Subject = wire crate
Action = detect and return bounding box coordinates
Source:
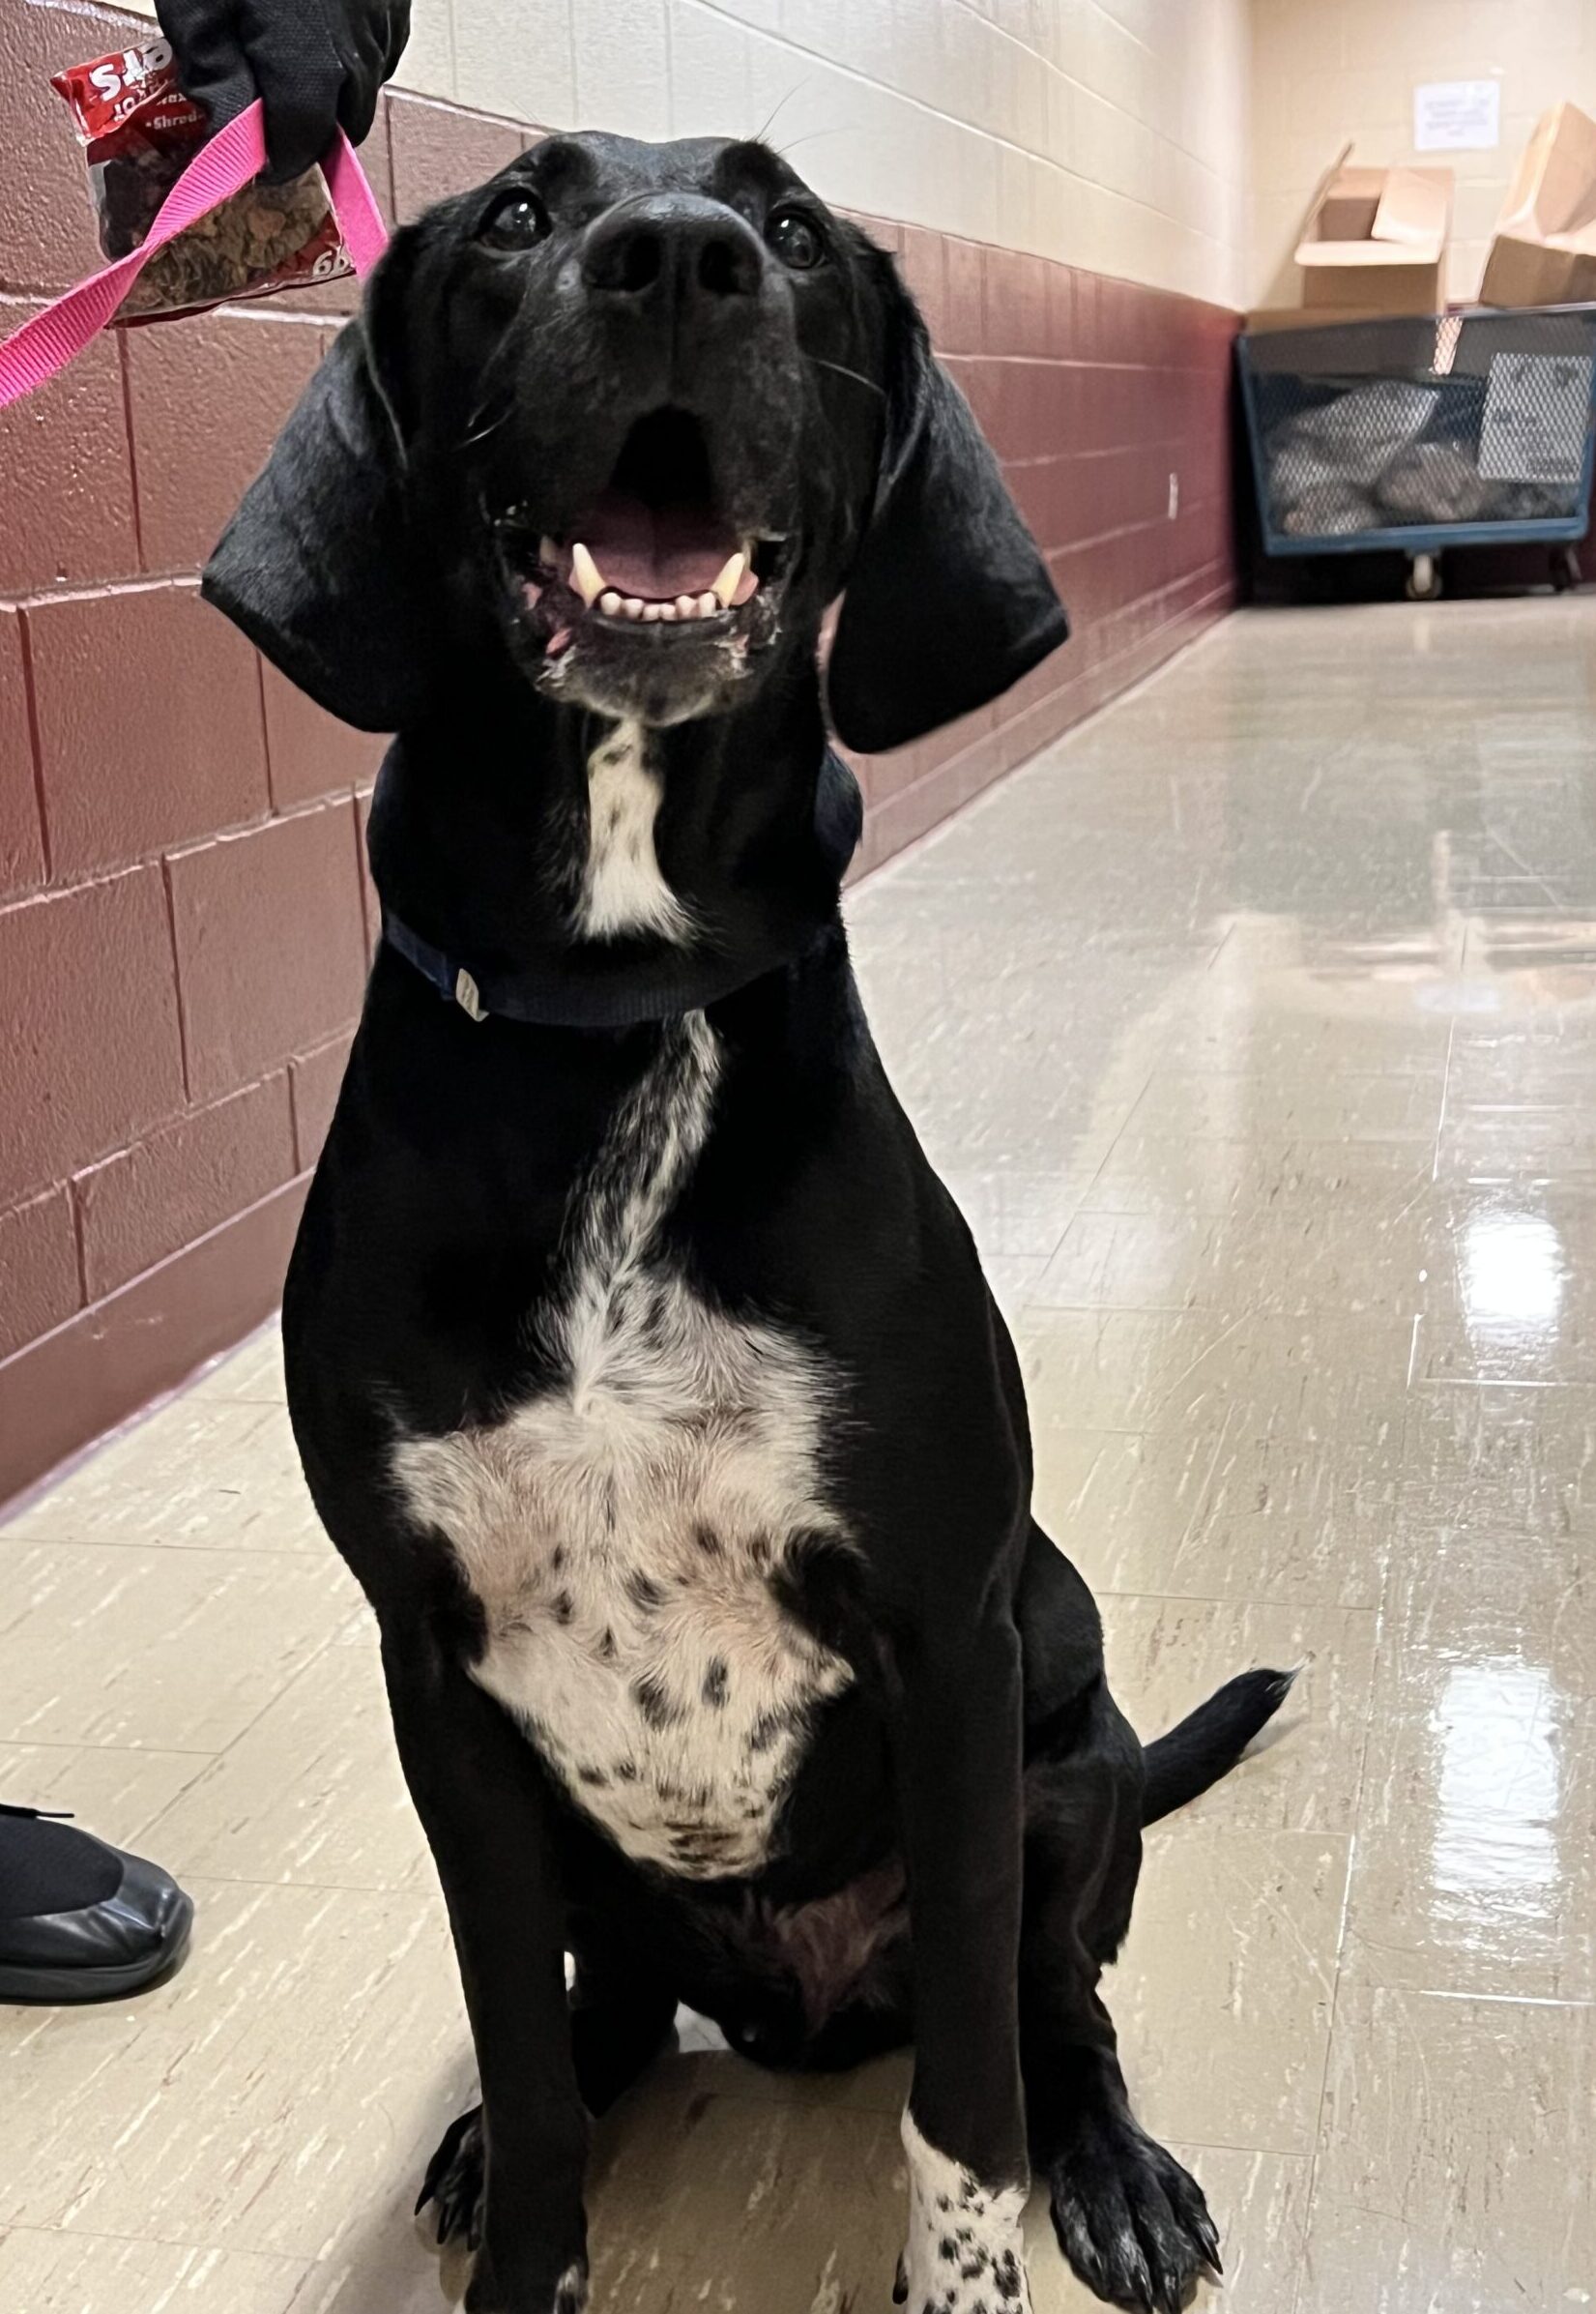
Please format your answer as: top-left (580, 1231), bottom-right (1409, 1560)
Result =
top-left (1237, 305), bottom-right (1596, 596)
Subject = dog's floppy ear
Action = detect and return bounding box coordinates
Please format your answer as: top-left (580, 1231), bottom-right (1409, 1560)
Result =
top-left (826, 275), bottom-right (1067, 756)
top-left (202, 238), bottom-right (433, 733)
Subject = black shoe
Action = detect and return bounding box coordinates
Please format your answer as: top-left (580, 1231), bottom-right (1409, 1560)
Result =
top-left (0, 1803), bottom-right (193, 2003)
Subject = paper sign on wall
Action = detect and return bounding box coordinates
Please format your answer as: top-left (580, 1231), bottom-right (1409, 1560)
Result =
top-left (1414, 79), bottom-right (1500, 153)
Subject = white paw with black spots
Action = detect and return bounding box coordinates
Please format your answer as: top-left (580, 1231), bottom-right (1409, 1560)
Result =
top-left (1047, 2116), bottom-right (1221, 2314)
top-left (899, 2114), bottom-right (1031, 2314)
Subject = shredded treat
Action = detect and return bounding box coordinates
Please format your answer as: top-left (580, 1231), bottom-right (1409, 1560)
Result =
top-left (52, 37), bottom-right (350, 323)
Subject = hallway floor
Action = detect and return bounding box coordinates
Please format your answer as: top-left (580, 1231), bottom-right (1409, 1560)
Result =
top-left (3, 599), bottom-right (1594, 2313)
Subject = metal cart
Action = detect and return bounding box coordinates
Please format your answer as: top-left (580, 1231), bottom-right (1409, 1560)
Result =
top-left (1237, 305), bottom-right (1596, 599)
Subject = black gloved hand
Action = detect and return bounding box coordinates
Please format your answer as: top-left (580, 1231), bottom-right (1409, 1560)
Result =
top-left (155, 0), bottom-right (410, 183)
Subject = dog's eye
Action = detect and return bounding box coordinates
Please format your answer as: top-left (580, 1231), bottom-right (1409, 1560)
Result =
top-left (479, 190), bottom-right (549, 251)
top-left (766, 207), bottom-right (825, 272)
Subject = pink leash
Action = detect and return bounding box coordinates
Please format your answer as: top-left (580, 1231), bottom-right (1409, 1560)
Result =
top-left (0, 100), bottom-right (389, 410)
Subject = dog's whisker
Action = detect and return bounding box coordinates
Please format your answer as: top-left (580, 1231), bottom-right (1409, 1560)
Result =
top-left (805, 355), bottom-right (885, 399)
top-left (455, 402), bottom-right (514, 454)
top-left (751, 81), bottom-right (811, 149)
top-left (770, 127), bottom-right (858, 160)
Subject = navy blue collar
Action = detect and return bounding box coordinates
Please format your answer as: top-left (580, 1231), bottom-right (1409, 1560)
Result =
top-left (381, 747), bottom-right (862, 1031)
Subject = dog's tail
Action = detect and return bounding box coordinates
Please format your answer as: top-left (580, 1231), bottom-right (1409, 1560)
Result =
top-left (1140, 1665), bottom-right (1299, 1826)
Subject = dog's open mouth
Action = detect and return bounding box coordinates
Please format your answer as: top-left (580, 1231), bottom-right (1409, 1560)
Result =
top-left (494, 409), bottom-right (791, 661)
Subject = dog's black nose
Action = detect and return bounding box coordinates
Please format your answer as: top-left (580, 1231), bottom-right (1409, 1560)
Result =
top-left (582, 195), bottom-right (764, 305)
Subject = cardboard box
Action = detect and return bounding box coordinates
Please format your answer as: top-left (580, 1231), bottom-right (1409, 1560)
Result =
top-left (1296, 146), bottom-right (1453, 313)
top-left (1481, 103), bottom-right (1596, 308)
top-left (1246, 145), bottom-right (1453, 332)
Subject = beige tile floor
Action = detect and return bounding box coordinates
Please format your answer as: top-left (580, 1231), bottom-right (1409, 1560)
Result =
top-left (5, 599), bottom-right (1596, 2312)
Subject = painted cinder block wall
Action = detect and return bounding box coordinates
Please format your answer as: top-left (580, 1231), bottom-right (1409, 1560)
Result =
top-left (0, 0), bottom-right (1244, 1503)
top-left (1250, 0), bottom-right (1596, 311)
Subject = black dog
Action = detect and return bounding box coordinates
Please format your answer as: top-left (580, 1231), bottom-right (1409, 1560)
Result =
top-left (205, 132), bottom-right (1291, 2314)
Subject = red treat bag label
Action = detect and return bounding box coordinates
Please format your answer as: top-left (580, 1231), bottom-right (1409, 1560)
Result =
top-left (51, 39), bottom-right (352, 323)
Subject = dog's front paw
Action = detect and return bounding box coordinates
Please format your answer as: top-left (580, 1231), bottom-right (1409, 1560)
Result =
top-left (1047, 2119), bottom-right (1220, 2314)
top-left (465, 2252), bottom-right (588, 2314)
top-left (897, 2208), bottom-right (1030, 2314)
top-left (899, 2116), bottom-right (1031, 2314)
top-left (417, 2102), bottom-right (486, 2249)
top-left (420, 2106), bottom-right (588, 2314)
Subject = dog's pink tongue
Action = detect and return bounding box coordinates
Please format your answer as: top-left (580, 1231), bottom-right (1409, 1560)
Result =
top-left (573, 492), bottom-right (740, 600)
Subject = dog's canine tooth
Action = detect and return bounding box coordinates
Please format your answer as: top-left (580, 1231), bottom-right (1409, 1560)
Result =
top-left (711, 550), bottom-right (748, 608)
top-left (570, 542), bottom-right (605, 607)
top-left (538, 533), bottom-right (560, 567)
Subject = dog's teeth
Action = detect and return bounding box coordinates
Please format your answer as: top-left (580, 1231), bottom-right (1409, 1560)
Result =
top-left (659, 602), bottom-right (679, 620)
top-left (623, 597), bottom-right (645, 620)
top-left (697, 591), bottom-right (719, 618)
top-left (570, 542), bottom-right (604, 608)
top-left (538, 534), bottom-right (559, 567)
top-left (642, 601), bottom-right (664, 622)
top-left (599, 590), bottom-right (622, 616)
top-left (676, 594), bottom-right (697, 618)
top-left (711, 550), bottom-right (748, 608)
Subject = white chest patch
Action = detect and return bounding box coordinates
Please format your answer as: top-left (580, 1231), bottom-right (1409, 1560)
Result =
top-left (392, 1012), bottom-right (853, 1880)
top-left (574, 719), bottom-right (691, 945)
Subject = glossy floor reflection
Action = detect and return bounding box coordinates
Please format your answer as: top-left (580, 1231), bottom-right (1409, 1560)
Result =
top-left (4, 600), bottom-right (1595, 2311)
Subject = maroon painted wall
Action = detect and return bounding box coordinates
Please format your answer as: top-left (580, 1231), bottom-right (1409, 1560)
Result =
top-left (0, 0), bottom-right (1238, 1504)
top-left (853, 229), bottom-right (1237, 871)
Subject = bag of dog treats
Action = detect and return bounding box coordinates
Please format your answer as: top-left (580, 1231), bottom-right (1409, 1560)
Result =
top-left (51, 38), bottom-right (352, 322)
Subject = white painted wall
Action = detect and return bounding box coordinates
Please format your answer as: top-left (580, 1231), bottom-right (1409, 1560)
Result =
top-left (441, 0), bottom-right (1253, 306)
top-left (119, 0), bottom-right (1253, 307)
